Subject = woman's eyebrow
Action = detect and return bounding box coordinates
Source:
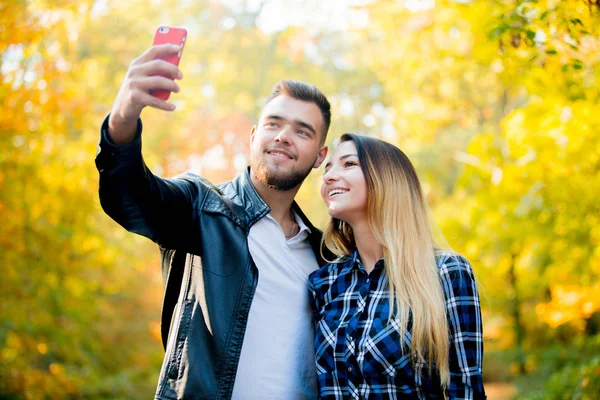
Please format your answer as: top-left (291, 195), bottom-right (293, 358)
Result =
top-left (324, 153), bottom-right (359, 170)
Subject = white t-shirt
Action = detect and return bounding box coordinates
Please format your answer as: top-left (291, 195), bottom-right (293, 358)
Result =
top-left (231, 211), bottom-right (319, 400)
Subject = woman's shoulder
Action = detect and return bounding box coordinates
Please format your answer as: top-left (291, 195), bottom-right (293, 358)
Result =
top-left (435, 250), bottom-right (476, 281)
top-left (434, 250), bottom-right (479, 295)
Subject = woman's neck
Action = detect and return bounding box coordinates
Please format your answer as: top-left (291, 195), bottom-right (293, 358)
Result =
top-left (351, 220), bottom-right (384, 274)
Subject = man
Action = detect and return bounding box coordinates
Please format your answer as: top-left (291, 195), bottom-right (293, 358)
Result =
top-left (95, 43), bottom-right (331, 399)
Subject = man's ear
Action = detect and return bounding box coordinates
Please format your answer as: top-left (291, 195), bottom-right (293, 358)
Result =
top-left (250, 125), bottom-right (257, 143)
top-left (313, 145), bottom-right (328, 168)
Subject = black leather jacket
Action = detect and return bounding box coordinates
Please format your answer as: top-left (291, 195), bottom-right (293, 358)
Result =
top-left (95, 118), bottom-right (327, 399)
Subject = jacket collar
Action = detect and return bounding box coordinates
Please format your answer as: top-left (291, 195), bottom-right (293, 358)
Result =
top-left (230, 167), bottom-right (271, 228)
top-left (207, 167), bottom-right (329, 264)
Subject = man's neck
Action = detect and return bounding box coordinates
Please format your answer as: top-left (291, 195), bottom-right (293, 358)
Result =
top-left (250, 169), bottom-right (299, 225)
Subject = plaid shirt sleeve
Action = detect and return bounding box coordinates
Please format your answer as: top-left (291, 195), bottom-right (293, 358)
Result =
top-left (438, 253), bottom-right (486, 400)
top-left (308, 273), bottom-right (319, 319)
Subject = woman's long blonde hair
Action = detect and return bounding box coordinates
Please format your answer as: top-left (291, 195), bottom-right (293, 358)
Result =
top-left (322, 133), bottom-right (450, 387)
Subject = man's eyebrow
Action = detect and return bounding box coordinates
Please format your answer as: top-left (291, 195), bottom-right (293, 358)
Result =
top-left (294, 119), bottom-right (316, 136)
top-left (265, 114), bottom-right (285, 121)
top-left (265, 114), bottom-right (316, 136)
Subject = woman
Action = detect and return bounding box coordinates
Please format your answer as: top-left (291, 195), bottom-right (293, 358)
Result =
top-left (309, 134), bottom-right (486, 399)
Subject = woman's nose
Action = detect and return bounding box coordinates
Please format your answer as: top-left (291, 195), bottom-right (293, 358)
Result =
top-left (323, 167), bottom-right (339, 184)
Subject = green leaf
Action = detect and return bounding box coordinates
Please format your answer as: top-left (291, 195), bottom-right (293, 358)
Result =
top-left (546, 49), bottom-right (557, 55)
top-left (489, 28), bottom-right (504, 38)
top-left (526, 30), bottom-right (536, 40)
top-left (570, 18), bottom-right (583, 26)
top-left (489, 24), bottom-right (509, 38)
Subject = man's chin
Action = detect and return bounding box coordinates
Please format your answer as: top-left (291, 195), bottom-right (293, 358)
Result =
top-left (251, 156), bottom-right (314, 191)
top-left (265, 175), bottom-right (304, 191)
top-left (256, 168), bottom-right (306, 191)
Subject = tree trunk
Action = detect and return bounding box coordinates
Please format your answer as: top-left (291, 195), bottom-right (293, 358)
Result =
top-left (508, 251), bottom-right (526, 374)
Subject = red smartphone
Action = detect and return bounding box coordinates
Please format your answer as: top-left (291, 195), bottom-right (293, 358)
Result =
top-left (150, 26), bottom-right (187, 101)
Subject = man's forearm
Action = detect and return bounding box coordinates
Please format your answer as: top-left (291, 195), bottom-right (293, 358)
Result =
top-left (96, 115), bottom-right (200, 251)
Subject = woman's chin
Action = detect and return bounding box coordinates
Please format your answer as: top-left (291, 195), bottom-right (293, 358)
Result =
top-left (328, 208), bottom-right (347, 222)
top-left (326, 205), bottom-right (339, 218)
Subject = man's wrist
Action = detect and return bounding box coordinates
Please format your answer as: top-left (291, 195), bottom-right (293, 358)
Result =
top-left (108, 113), bottom-right (139, 146)
top-left (96, 114), bottom-right (143, 172)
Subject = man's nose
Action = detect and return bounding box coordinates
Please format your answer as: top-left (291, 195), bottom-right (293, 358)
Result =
top-left (274, 126), bottom-right (292, 144)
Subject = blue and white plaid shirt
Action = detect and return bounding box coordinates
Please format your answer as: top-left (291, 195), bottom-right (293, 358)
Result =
top-left (308, 251), bottom-right (486, 400)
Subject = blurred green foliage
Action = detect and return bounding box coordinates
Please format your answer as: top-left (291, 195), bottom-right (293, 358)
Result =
top-left (1, 0), bottom-right (599, 398)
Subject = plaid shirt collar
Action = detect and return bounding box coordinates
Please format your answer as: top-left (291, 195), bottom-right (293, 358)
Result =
top-left (341, 251), bottom-right (385, 274)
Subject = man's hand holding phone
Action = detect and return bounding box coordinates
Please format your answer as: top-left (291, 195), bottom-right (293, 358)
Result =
top-left (108, 27), bottom-right (187, 145)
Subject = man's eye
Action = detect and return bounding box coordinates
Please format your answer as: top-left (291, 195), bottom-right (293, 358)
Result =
top-left (266, 122), bottom-right (277, 127)
top-left (298, 130), bottom-right (308, 136)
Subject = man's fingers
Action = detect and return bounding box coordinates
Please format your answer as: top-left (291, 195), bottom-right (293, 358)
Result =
top-left (136, 43), bottom-right (182, 64)
top-left (131, 59), bottom-right (182, 80)
top-left (133, 76), bottom-right (180, 93)
top-left (140, 92), bottom-right (177, 111)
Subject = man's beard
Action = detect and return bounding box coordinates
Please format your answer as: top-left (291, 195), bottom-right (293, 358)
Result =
top-left (251, 151), bottom-right (315, 191)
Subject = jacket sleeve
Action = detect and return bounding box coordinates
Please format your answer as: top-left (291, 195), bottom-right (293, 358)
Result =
top-left (95, 115), bottom-right (204, 253)
top-left (440, 254), bottom-right (487, 400)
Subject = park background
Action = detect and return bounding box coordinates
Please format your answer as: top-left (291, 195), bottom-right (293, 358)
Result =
top-left (1, 0), bottom-right (599, 398)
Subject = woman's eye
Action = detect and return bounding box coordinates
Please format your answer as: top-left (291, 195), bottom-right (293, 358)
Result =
top-left (344, 161), bottom-right (357, 167)
top-left (266, 122), bottom-right (277, 127)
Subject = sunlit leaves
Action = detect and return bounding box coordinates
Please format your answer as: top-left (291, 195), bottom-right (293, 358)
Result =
top-left (2, 0), bottom-right (599, 397)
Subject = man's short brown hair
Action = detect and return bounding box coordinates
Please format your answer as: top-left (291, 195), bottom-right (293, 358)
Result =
top-left (265, 80), bottom-right (331, 144)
